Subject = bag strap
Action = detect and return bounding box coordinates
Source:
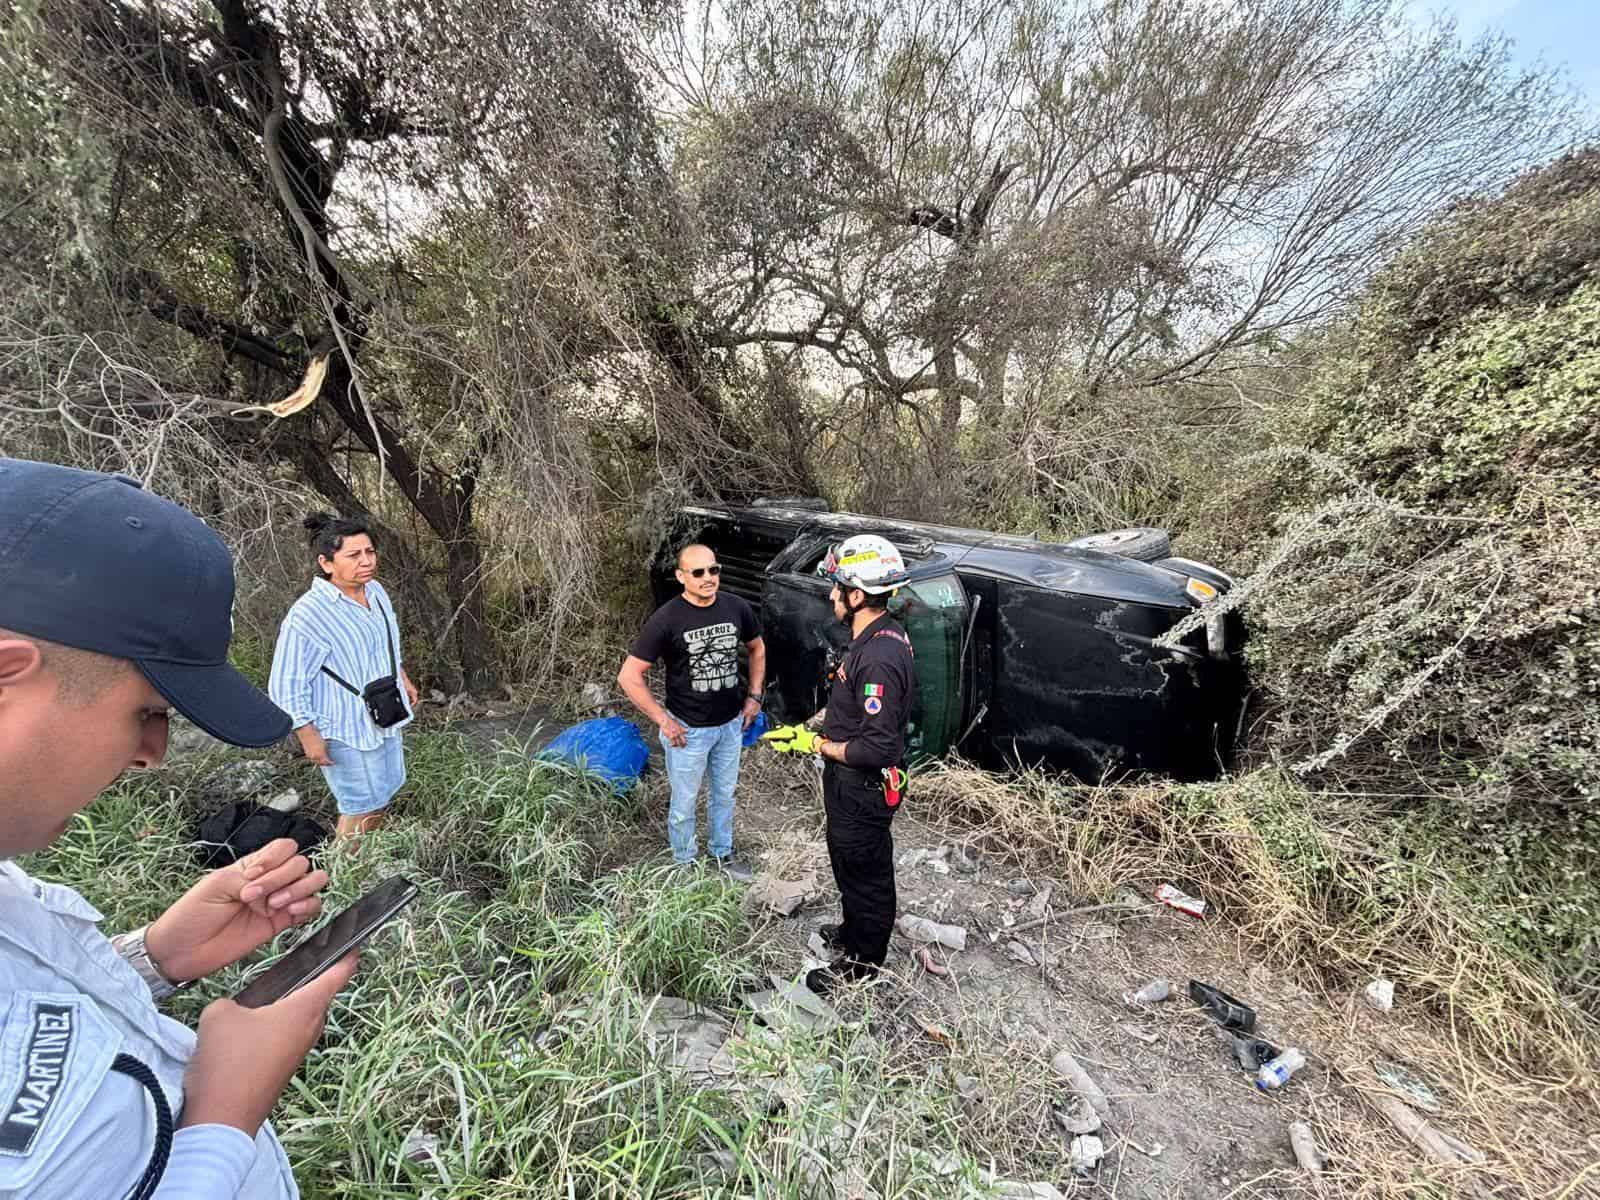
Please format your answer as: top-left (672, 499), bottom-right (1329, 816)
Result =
top-left (320, 665), bottom-right (360, 694)
top-left (318, 589), bottom-right (397, 692)
top-left (375, 590), bottom-right (397, 677)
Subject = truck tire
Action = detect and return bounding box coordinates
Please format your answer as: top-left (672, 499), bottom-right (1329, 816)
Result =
top-left (1065, 526), bottom-right (1172, 562)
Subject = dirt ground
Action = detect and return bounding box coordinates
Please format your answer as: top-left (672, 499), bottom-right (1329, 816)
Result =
top-left (451, 707), bottom-right (1599, 1200)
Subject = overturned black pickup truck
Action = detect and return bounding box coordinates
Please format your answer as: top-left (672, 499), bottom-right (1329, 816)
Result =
top-left (652, 500), bottom-right (1247, 781)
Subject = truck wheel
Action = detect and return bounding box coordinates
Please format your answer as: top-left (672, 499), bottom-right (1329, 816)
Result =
top-left (1065, 526), bottom-right (1172, 562)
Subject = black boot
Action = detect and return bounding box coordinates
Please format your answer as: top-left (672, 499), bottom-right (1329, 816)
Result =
top-left (805, 957), bottom-right (875, 996)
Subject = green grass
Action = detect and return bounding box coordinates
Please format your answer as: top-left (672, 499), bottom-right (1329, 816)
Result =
top-left (24, 732), bottom-right (997, 1200)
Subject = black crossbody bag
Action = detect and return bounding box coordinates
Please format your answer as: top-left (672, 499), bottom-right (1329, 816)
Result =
top-left (320, 594), bottom-right (408, 728)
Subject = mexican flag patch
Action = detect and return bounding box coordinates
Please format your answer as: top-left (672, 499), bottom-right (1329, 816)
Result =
top-left (863, 684), bottom-right (883, 697)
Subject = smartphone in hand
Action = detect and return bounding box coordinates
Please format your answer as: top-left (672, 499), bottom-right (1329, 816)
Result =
top-left (234, 875), bottom-right (418, 1008)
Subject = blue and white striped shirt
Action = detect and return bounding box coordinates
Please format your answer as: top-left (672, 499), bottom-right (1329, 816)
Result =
top-left (267, 578), bottom-right (413, 751)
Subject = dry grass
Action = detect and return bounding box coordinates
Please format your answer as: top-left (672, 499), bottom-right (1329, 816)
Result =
top-left (909, 760), bottom-right (1600, 1200)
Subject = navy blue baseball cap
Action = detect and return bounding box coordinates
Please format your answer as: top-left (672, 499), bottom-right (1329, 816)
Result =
top-left (0, 458), bottom-right (291, 747)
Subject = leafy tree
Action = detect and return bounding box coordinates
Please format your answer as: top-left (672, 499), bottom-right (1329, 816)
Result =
top-left (0, 0), bottom-right (719, 688)
top-left (655, 0), bottom-right (1579, 516)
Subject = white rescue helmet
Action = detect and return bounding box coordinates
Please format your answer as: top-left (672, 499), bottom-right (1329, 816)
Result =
top-left (820, 533), bottom-right (910, 595)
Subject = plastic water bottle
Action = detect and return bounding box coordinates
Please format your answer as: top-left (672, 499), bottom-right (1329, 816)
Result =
top-left (1255, 1048), bottom-right (1307, 1091)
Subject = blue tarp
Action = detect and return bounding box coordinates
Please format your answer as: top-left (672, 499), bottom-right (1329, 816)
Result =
top-left (742, 709), bottom-right (769, 747)
top-left (536, 716), bottom-right (651, 794)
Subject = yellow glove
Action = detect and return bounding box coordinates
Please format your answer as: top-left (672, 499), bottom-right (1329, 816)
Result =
top-left (761, 724), bottom-right (820, 755)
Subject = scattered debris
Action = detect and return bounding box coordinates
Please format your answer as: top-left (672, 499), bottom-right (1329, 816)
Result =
top-left (916, 946), bottom-right (950, 977)
top-left (1126, 978), bottom-right (1171, 1005)
top-left (578, 682), bottom-right (610, 712)
top-left (1289, 1121), bottom-right (1326, 1173)
top-left (1068, 1134), bottom-right (1105, 1175)
top-left (916, 1014), bottom-right (954, 1044)
top-left (992, 1182), bottom-right (1070, 1200)
top-left (1005, 940), bottom-right (1039, 966)
top-left (401, 1124), bottom-right (449, 1183)
top-left (400, 1127), bottom-right (439, 1164)
top-left (749, 872), bottom-right (818, 918)
top-left (428, 688), bottom-right (447, 705)
top-left (1005, 878), bottom-right (1037, 897)
top-left (1217, 1029), bottom-right (1281, 1072)
top-left (941, 843), bottom-right (980, 874)
top-left (749, 973), bottom-right (841, 1034)
top-left (1375, 1058), bottom-right (1443, 1113)
top-left (896, 914), bottom-right (968, 951)
top-left (1256, 1047), bottom-right (1308, 1091)
top-left (1154, 882), bottom-right (1207, 918)
top-left (1189, 979), bottom-right (1257, 1031)
top-left (1121, 1023), bottom-right (1159, 1045)
top-left (1369, 1092), bottom-right (1486, 1166)
top-left (1024, 884), bottom-right (1056, 921)
top-left (1364, 977), bottom-right (1396, 1012)
top-left (954, 1073), bottom-right (984, 1104)
top-left (262, 788), bottom-right (301, 814)
top-left (642, 996), bottom-right (738, 1082)
top-left (1050, 1049), bottom-right (1111, 1119)
top-left (1052, 1094), bottom-right (1101, 1135)
top-left (1125, 1136), bottom-right (1165, 1158)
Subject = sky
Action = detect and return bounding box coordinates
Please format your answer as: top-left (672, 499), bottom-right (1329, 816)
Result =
top-left (1411, 0), bottom-right (1599, 114)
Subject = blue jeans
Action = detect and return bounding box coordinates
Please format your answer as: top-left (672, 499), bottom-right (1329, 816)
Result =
top-left (661, 714), bottom-right (743, 863)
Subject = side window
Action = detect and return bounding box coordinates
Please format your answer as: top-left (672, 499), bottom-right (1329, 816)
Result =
top-left (890, 575), bottom-right (967, 761)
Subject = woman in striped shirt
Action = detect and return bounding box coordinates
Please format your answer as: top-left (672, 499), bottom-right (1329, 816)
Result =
top-left (268, 513), bottom-right (419, 839)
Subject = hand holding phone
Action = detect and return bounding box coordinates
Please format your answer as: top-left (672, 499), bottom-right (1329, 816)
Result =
top-left (182, 953), bottom-right (358, 1135)
top-left (234, 876), bottom-right (417, 1008)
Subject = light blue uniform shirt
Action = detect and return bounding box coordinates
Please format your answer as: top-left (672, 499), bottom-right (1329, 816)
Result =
top-left (267, 578), bottom-right (413, 752)
top-left (0, 862), bottom-right (297, 1199)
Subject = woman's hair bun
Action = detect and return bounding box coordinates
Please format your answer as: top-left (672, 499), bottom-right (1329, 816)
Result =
top-left (302, 511), bottom-right (334, 535)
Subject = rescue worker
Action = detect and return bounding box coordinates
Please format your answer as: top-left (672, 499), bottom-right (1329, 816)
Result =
top-left (763, 534), bottom-right (915, 995)
top-left (0, 457), bottom-right (354, 1199)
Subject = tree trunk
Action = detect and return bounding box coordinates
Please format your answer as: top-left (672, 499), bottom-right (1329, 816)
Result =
top-left (442, 515), bottom-right (497, 693)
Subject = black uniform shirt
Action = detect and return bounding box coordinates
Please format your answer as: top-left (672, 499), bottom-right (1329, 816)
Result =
top-left (823, 612), bottom-right (916, 770)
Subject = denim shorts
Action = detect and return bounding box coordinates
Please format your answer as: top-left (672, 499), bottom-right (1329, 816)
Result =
top-left (321, 736), bottom-right (406, 816)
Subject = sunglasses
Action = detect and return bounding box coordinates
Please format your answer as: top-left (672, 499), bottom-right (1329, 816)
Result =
top-left (684, 564), bottom-right (721, 578)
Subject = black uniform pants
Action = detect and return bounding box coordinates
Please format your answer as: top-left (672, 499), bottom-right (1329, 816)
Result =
top-left (822, 761), bottom-right (898, 973)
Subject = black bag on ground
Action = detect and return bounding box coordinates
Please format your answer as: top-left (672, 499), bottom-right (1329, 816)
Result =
top-left (195, 801), bottom-right (328, 869)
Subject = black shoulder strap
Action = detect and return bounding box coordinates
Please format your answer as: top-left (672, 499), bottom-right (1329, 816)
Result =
top-left (320, 665), bottom-right (360, 694)
top-left (319, 590), bottom-right (397, 693)
top-left (375, 590), bottom-right (397, 676)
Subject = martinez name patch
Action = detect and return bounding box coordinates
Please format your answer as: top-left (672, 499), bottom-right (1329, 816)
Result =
top-left (0, 1001), bottom-right (76, 1155)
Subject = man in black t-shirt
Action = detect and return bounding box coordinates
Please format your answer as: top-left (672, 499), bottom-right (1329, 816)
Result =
top-left (619, 543), bottom-right (766, 880)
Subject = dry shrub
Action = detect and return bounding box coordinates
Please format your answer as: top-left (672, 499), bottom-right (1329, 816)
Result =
top-left (911, 762), bottom-right (1600, 1198)
top-left (915, 763), bottom-right (1598, 1077)
top-left (1151, 153), bottom-right (1600, 1013)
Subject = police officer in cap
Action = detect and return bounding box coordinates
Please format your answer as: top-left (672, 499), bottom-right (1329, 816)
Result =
top-left (764, 534), bottom-right (915, 994)
top-left (0, 458), bottom-right (354, 1199)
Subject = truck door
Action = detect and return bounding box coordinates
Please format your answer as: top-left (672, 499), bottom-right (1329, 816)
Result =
top-left (760, 557), bottom-right (969, 763)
